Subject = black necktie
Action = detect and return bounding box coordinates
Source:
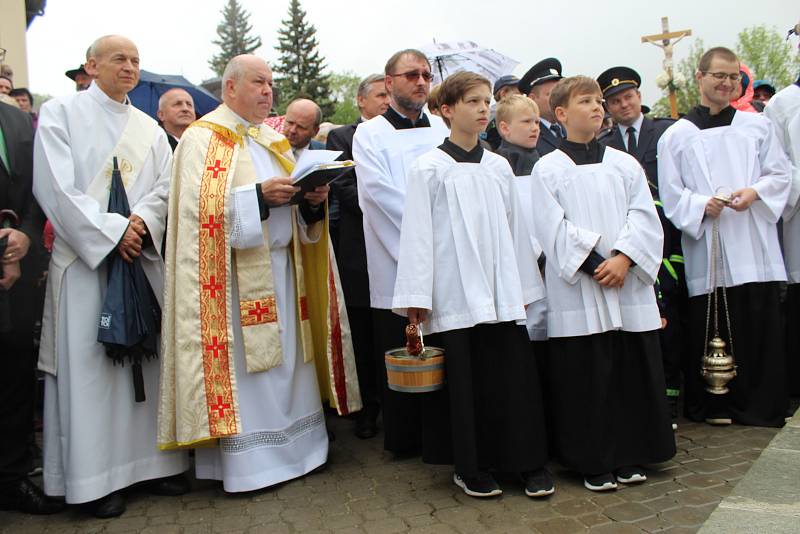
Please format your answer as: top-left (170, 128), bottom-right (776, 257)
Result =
top-left (626, 126), bottom-right (637, 155)
top-left (550, 123), bottom-right (562, 139)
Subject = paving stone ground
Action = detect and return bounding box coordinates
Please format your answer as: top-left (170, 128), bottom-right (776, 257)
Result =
top-left (0, 415), bottom-right (782, 534)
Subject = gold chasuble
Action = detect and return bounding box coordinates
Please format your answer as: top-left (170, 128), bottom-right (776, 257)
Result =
top-left (158, 104), bottom-right (361, 450)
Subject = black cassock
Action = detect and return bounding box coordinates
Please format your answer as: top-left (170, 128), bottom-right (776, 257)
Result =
top-left (545, 140), bottom-right (676, 474)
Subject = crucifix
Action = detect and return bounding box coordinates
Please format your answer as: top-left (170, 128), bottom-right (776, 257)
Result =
top-left (642, 17), bottom-right (692, 118)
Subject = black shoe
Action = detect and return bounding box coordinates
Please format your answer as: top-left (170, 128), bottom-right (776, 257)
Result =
top-left (354, 409), bottom-right (378, 439)
top-left (90, 492), bottom-right (126, 518)
top-left (0, 478), bottom-right (64, 515)
top-left (615, 466), bottom-right (647, 484)
top-left (583, 473), bottom-right (617, 492)
top-left (453, 472), bottom-right (502, 498)
top-left (524, 468), bottom-right (555, 498)
top-left (148, 474), bottom-right (190, 496)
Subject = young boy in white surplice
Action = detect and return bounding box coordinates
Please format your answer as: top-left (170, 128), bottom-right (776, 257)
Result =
top-left (392, 72), bottom-right (551, 499)
top-left (531, 76), bottom-right (676, 493)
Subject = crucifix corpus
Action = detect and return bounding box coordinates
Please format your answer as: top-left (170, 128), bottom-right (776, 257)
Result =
top-left (642, 17), bottom-right (692, 118)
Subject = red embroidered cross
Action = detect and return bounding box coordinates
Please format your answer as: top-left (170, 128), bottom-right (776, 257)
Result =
top-left (206, 160), bottom-right (227, 178)
top-left (204, 336), bottom-right (226, 359)
top-left (202, 215), bottom-right (222, 237)
top-left (248, 301), bottom-right (271, 321)
top-left (210, 395), bottom-right (231, 418)
top-left (202, 276), bottom-right (222, 298)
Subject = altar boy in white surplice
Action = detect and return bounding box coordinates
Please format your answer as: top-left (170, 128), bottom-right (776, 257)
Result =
top-left (531, 76), bottom-right (675, 493)
top-left (33, 35), bottom-right (189, 518)
top-left (658, 47), bottom-right (792, 428)
top-left (392, 72), bottom-right (550, 499)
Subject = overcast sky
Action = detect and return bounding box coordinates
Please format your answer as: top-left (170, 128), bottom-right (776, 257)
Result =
top-left (25, 0), bottom-right (797, 108)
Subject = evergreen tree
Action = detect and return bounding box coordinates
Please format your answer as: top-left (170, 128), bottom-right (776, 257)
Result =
top-left (273, 0), bottom-right (334, 117)
top-left (208, 0), bottom-right (263, 77)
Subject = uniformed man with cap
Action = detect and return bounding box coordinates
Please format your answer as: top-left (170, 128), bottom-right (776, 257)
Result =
top-left (485, 74), bottom-right (521, 150)
top-left (597, 66), bottom-right (683, 425)
top-left (518, 58), bottom-right (564, 156)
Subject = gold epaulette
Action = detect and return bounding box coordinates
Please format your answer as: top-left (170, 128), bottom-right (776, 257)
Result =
top-left (190, 120), bottom-right (244, 147)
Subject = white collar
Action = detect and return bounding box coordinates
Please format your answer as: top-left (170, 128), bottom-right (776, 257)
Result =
top-left (617, 113), bottom-right (644, 136)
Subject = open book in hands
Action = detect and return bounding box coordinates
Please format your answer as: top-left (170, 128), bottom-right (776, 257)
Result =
top-left (289, 149), bottom-right (356, 204)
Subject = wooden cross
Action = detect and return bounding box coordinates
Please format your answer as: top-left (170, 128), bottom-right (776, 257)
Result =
top-left (641, 17), bottom-right (692, 118)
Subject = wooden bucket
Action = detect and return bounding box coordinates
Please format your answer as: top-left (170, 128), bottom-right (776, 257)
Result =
top-left (385, 324), bottom-right (445, 393)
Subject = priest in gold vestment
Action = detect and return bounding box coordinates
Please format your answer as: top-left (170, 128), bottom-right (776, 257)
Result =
top-left (158, 55), bottom-right (360, 492)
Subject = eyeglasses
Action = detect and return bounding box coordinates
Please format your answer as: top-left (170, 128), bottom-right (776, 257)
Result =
top-left (702, 71), bottom-right (742, 82)
top-left (0, 48), bottom-right (6, 63)
top-left (390, 70), bottom-right (433, 82)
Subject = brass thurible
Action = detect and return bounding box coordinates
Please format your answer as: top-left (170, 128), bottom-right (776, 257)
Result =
top-left (702, 336), bottom-right (737, 395)
top-left (701, 204), bottom-right (737, 394)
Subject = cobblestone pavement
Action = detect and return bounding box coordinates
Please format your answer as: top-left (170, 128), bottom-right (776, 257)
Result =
top-left (1, 415), bottom-right (781, 534)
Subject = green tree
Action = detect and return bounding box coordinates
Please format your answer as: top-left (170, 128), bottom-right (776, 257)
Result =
top-left (208, 0), bottom-right (263, 77)
top-left (650, 39), bottom-right (705, 118)
top-left (273, 0), bottom-right (333, 117)
top-left (736, 24), bottom-right (800, 89)
top-left (327, 71), bottom-right (361, 125)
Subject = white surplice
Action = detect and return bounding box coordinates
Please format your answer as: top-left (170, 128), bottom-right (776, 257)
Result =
top-left (33, 82), bottom-right (188, 503)
top-left (531, 148), bottom-right (663, 338)
top-left (195, 129), bottom-right (328, 493)
top-left (514, 172), bottom-right (548, 341)
top-left (764, 85), bottom-right (800, 283)
top-left (351, 114), bottom-right (449, 309)
top-left (657, 111), bottom-right (791, 296)
top-left (391, 148), bottom-right (544, 334)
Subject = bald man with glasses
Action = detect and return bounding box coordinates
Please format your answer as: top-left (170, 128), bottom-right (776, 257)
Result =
top-left (352, 49), bottom-right (451, 461)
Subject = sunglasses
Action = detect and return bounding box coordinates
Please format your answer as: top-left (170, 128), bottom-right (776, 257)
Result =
top-left (390, 70), bottom-right (433, 82)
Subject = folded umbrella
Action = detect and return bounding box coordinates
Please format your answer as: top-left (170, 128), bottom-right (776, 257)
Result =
top-left (97, 157), bottom-right (161, 402)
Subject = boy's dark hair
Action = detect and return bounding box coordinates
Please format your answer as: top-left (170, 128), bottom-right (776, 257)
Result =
top-left (437, 72), bottom-right (491, 127)
top-left (549, 75), bottom-right (601, 112)
top-left (697, 47), bottom-right (739, 72)
top-left (384, 49), bottom-right (431, 76)
top-left (9, 87), bottom-right (33, 103)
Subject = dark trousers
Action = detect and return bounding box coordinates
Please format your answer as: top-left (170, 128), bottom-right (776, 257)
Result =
top-left (786, 284), bottom-right (800, 397)
top-left (686, 282), bottom-right (788, 427)
top-left (347, 305), bottom-right (378, 414)
top-left (0, 280), bottom-right (37, 486)
top-left (547, 330), bottom-right (676, 474)
top-left (372, 308), bottom-right (451, 463)
top-left (439, 323), bottom-right (548, 476)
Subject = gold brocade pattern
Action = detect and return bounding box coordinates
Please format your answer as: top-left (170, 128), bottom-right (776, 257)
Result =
top-left (198, 132), bottom-right (238, 438)
top-left (240, 296), bottom-right (278, 327)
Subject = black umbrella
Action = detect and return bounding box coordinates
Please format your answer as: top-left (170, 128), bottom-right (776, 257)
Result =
top-left (97, 157), bottom-right (161, 402)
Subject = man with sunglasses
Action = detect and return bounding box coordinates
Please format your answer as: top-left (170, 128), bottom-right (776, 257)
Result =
top-left (352, 49), bottom-right (450, 461)
top-left (658, 47), bottom-right (792, 429)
